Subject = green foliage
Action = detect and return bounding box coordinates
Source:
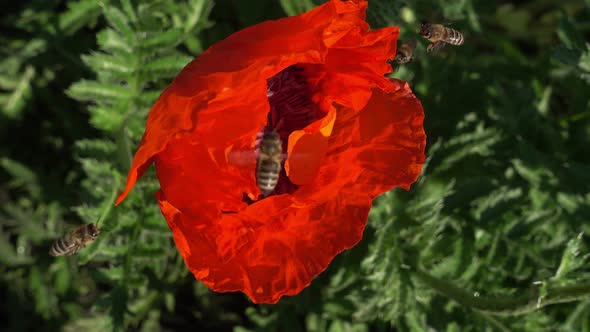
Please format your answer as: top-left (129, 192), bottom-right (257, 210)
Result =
top-left (279, 0), bottom-right (318, 16)
top-left (2, 0), bottom-right (590, 331)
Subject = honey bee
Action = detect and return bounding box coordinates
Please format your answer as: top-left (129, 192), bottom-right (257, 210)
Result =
top-left (256, 130), bottom-right (283, 196)
top-left (49, 223), bottom-right (100, 257)
top-left (393, 39), bottom-right (417, 65)
top-left (419, 22), bottom-right (464, 53)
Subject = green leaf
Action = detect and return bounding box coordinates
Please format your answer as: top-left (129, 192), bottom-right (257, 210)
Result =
top-left (141, 55), bottom-right (191, 79)
top-left (103, 6), bottom-right (135, 45)
top-left (557, 13), bottom-right (585, 51)
top-left (97, 28), bottom-right (133, 53)
top-left (0, 233), bottom-right (32, 266)
top-left (58, 0), bottom-right (103, 35)
top-left (74, 139), bottom-right (117, 157)
top-left (63, 315), bottom-right (112, 332)
top-left (120, 0), bottom-right (138, 23)
top-left (54, 259), bottom-right (71, 295)
top-left (139, 28), bottom-right (184, 52)
top-left (67, 80), bottom-right (132, 102)
top-left (1, 65), bottom-right (34, 118)
top-left (553, 45), bottom-right (580, 67)
top-left (93, 267), bottom-right (124, 282)
top-left (472, 186), bottom-right (523, 223)
top-left (554, 233), bottom-right (588, 280)
top-left (578, 48), bottom-right (590, 83)
top-left (134, 244), bottom-right (167, 257)
top-left (184, 0), bottom-right (214, 33)
top-left (82, 52), bottom-right (134, 76)
top-left (279, 0), bottom-right (316, 16)
top-left (88, 105), bottom-right (126, 132)
top-left (29, 266), bottom-right (56, 318)
top-left (0, 157), bottom-right (41, 199)
top-left (111, 285), bottom-right (128, 332)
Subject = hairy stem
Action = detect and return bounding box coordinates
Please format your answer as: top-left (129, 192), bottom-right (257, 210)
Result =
top-left (96, 178), bottom-right (120, 228)
top-left (115, 123), bottom-right (132, 172)
top-left (412, 268), bottom-right (590, 316)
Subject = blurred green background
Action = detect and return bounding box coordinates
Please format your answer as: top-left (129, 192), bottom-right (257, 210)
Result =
top-left (1, 0), bottom-right (590, 331)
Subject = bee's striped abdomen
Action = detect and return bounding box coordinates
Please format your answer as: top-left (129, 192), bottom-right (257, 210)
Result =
top-left (49, 236), bottom-right (75, 257)
top-left (445, 28), bottom-right (464, 45)
top-left (257, 158), bottom-right (281, 196)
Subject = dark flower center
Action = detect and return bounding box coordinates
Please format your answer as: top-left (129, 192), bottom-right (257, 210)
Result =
top-left (244, 65), bottom-right (322, 204)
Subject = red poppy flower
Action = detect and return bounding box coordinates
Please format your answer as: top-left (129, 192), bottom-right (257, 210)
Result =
top-left (116, 0), bottom-right (426, 303)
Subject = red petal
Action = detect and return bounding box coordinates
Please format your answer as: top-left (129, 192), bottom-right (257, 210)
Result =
top-left (116, 0), bottom-right (425, 304)
top-left (116, 0), bottom-right (396, 204)
top-left (157, 186), bottom-right (372, 304)
top-left (285, 108), bottom-right (337, 185)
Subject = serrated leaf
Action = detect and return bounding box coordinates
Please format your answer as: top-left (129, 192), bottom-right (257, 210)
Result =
top-left (54, 259), bottom-right (71, 295)
top-left (120, 0), bottom-right (137, 23)
top-left (554, 233), bottom-right (587, 280)
top-left (75, 139), bottom-right (117, 156)
top-left (82, 52), bottom-right (134, 76)
top-left (0, 234), bottom-right (32, 266)
top-left (1, 65), bottom-right (34, 118)
top-left (139, 89), bottom-right (164, 107)
top-left (142, 55), bottom-right (191, 75)
top-left (579, 48), bottom-right (590, 73)
top-left (279, 0), bottom-right (316, 16)
top-left (557, 13), bottom-right (585, 51)
top-left (435, 126), bottom-right (502, 173)
top-left (89, 105), bottom-right (126, 132)
top-left (0, 157), bottom-right (41, 199)
top-left (184, 0), bottom-right (214, 33)
top-left (67, 80), bottom-right (132, 102)
top-left (93, 266), bottom-right (124, 282)
top-left (97, 28), bottom-right (133, 53)
top-left (63, 315), bottom-right (112, 332)
top-left (472, 186), bottom-right (522, 223)
top-left (134, 244), bottom-right (166, 257)
top-left (103, 6), bottom-right (135, 45)
top-left (324, 301), bottom-right (355, 317)
top-left (58, 0), bottom-right (103, 35)
top-left (128, 291), bottom-right (158, 317)
top-left (29, 266), bottom-right (56, 318)
top-left (139, 28), bottom-right (184, 52)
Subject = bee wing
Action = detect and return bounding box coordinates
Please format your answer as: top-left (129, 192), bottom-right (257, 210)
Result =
top-left (427, 41), bottom-right (446, 53)
top-left (283, 152), bottom-right (314, 160)
top-left (227, 150), bottom-right (258, 166)
top-left (65, 245), bottom-right (81, 256)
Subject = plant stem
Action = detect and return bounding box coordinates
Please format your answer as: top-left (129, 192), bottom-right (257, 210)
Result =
top-left (96, 178), bottom-right (120, 228)
top-left (115, 123), bottom-right (132, 172)
top-left (412, 268), bottom-right (590, 316)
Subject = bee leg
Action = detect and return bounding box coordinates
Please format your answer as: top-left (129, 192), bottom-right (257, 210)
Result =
top-left (427, 41), bottom-right (446, 53)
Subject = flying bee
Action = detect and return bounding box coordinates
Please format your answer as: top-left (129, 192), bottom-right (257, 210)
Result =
top-left (49, 223), bottom-right (100, 257)
top-left (393, 39), bottom-right (417, 65)
top-left (419, 22), bottom-right (464, 53)
top-left (256, 130), bottom-right (283, 196)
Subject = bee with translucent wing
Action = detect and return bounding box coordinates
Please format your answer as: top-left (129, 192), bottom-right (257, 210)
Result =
top-left (49, 223), bottom-right (100, 257)
top-left (419, 22), bottom-right (464, 53)
top-left (393, 39), bottom-right (417, 65)
top-left (255, 130), bottom-right (283, 196)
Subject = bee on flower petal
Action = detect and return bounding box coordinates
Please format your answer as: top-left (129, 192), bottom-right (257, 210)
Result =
top-left (49, 223), bottom-right (100, 257)
top-left (255, 130), bottom-right (283, 197)
top-left (393, 39), bottom-right (417, 65)
top-left (419, 22), bottom-right (464, 53)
